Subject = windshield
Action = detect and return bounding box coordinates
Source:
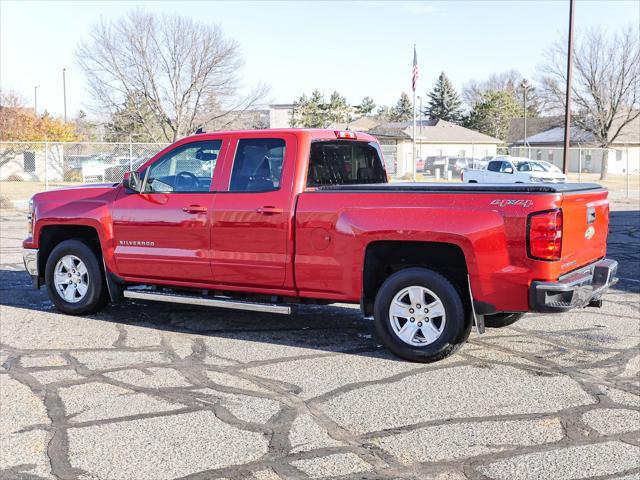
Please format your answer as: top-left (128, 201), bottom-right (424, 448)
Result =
top-left (307, 140), bottom-right (387, 186)
top-left (539, 161), bottom-right (562, 173)
top-left (515, 161), bottom-right (552, 172)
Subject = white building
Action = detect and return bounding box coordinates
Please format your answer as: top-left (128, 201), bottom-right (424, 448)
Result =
top-left (367, 119), bottom-right (503, 176)
top-left (511, 116), bottom-right (640, 174)
top-left (269, 104), bottom-right (294, 128)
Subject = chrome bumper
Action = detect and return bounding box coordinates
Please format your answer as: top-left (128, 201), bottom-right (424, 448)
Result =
top-left (530, 258), bottom-right (618, 313)
top-left (23, 248), bottom-right (39, 276)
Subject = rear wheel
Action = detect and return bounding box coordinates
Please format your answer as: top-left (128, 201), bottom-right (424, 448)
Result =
top-left (45, 240), bottom-right (108, 315)
top-left (484, 312), bottom-right (525, 328)
top-left (374, 268), bottom-right (468, 362)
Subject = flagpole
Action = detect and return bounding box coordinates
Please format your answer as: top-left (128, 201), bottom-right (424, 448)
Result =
top-left (413, 89), bottom-right (417, 182)
top-left (412, 44), bottom-right (417, 182)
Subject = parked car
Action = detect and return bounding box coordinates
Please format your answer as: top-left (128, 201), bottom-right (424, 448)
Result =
top-left (423, 156), bottom-right (448, 174)
top-left (448, 158), bottom-right (472, 177)
top-left (462, 156), bottom-right (567, 183)
top-left (23, 129), bottom-right (615, 362)
top-left (104, 157), bottom-right (147, 182)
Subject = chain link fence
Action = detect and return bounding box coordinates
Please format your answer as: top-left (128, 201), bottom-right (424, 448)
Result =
top-left (388, 144), bottom-right (638, 201)
top-left (1, 141), bottom-right (637, 207)
top-left (0, 141), bottom-right (169, 186)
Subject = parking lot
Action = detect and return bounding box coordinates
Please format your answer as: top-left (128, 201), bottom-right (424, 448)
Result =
top-left (1, 203), bottom-right (639, 480)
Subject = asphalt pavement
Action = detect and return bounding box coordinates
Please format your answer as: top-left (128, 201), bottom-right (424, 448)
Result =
top-left (1, 203), bottom-right (638, 480)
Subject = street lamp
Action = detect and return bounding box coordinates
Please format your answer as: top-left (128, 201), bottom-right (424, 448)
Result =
top-left (62, 68), bottom-right (68, 123)
top-left (417, 95), bottom-right (423, 167)
top-left (520, 79), bottom-right (529, 157)
top-left (34, 85), bottom-right (40, 115)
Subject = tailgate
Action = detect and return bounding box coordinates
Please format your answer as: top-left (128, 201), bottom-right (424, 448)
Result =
top-left (560, 189), bottom-right (609, 274)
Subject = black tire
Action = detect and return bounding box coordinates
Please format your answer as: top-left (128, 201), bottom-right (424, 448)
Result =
top-left (45, 239), bottom-right (108, 315)
top-left (374, 267), bottom-right (468, 363)
top-left (484, 312), bottom-right (525, 328)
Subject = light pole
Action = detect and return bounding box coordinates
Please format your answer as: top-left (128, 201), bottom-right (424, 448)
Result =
top-left (562, 0), bottom-right (576, 174)
top-left (520, 79), bottom-right (529, 157)
top-left (34, 85), bottom-right (39, 115)
top-left (62, 68), bottom-right (68, 123)
top-left (417, 95), bottom-right (423, 167)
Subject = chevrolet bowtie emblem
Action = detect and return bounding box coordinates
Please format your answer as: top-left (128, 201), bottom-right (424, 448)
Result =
top-left (584, 226), bottom-right (595, 240)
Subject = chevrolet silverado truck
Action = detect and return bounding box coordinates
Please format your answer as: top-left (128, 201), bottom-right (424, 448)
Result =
top-left (23, 129), bottom-right (618, 362)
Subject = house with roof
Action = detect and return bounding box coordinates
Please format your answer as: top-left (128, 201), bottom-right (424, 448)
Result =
top-left (366, 119), bottom-right (503, 176)
top-left (510, 116), bottom-right (640, 174)
top-left (267, 104), bottom-right (504, 176)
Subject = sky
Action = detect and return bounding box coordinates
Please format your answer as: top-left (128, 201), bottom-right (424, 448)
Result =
top-left (1, 0), bottom-right (638, 119)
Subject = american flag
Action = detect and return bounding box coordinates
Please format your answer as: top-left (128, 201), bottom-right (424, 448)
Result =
top-left (412, 45), bottom-right (419, 92)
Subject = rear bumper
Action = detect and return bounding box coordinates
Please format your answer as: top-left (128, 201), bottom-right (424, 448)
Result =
top-left (530, 258), bottom-right (618, 313)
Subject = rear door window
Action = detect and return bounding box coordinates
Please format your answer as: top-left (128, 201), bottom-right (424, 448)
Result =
top-left (307, 141), bottom-right (387, 186)
top-left (229, 138), bottom-right (285, 192)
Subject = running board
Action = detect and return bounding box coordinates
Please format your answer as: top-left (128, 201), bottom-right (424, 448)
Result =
top-left (123, 290), bottom-right (292, 315)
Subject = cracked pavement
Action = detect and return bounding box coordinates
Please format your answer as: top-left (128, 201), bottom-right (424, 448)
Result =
top-left (1, 203), bottom-right (639, 480)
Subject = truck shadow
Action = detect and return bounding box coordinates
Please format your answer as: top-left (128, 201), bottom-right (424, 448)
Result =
top-left (0, 268), bottom-right (388, 360)
top-left (606, 209), bottom-right (640, 293)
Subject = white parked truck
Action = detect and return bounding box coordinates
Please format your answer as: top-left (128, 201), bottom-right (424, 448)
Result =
top-left (462, 156), bottom-right (567, 184)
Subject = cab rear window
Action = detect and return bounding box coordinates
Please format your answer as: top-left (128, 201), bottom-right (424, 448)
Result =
top-left (307, 140), bottom-right (387, 187)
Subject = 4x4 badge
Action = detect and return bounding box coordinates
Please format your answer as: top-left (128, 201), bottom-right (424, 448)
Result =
top-left (490, 199), bottom-right (534, 208)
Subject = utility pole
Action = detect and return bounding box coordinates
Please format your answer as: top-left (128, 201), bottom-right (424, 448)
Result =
top-left (34, 85), bottom-right (39, 115)
top-left (562, 0), bottom-right (576, 174)
top-left (521, 79), bottom-right (529, 156)
top-left (63, 68), bottom-right (68, 123)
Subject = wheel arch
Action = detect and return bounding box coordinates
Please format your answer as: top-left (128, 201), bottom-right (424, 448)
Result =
top-left (361, 240), bottom-right (470, 317)
top-left (38, 225), bottom-right (102, 283)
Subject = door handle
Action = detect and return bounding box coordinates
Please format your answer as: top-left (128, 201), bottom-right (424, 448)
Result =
top-left (182, 205), bottom-right (208, 214)
top-left (256, 206), bottom-right (283, 215)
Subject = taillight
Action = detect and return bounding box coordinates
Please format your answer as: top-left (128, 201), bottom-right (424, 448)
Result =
top-left (527, 209), bottom-right (563, 261)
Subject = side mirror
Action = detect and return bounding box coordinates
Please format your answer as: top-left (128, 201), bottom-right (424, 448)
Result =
top-left (504, 167), bottom-right (514, 174)
top-left (123, 171), bottom-right (142, 192)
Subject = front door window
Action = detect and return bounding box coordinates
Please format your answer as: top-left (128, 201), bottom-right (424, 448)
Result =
top-left (143, 141), bottom-right (221, 193)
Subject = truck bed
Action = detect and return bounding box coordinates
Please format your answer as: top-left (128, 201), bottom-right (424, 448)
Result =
top-left (315, 182), bottom-right (604, 194)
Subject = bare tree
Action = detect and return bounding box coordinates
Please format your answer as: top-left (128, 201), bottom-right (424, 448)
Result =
top-left (75, 10), bottom-right (268, 142)
top-left (539, 25), bottom-right (639, 179)
top-left (463, 70), bottom-right (544, 116)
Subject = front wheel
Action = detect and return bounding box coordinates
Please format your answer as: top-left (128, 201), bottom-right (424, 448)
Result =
top-left (374, 268), bottom-right (469, 362)
top-left (45, 240), bottom-right (108, 315)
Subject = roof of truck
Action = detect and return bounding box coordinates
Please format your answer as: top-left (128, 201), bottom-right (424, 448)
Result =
top-left (189, 128), bottom-right (378, 142)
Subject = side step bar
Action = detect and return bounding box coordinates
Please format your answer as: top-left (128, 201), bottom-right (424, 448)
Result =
top-left (123, 290), bottom-right (292, 315)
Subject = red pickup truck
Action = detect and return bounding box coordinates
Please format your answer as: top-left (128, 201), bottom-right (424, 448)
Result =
top-left (23, 129), bottom-right (618, 362)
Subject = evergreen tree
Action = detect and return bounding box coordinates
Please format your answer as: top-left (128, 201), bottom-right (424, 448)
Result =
top-left (426, 72), bottom-right (463, 123)
top-left (388, 92), bottom-right (413, 122)
top-left (105, 92), bottom-right (158, 142)
top-left (291, 90), bottom-right (355, 127)
top-left (354, 96), bottom-right (376, 116)
top-left (464, 90), bottom-right (520, 141)
top-left (327, 91), bottom-right (352, 124)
